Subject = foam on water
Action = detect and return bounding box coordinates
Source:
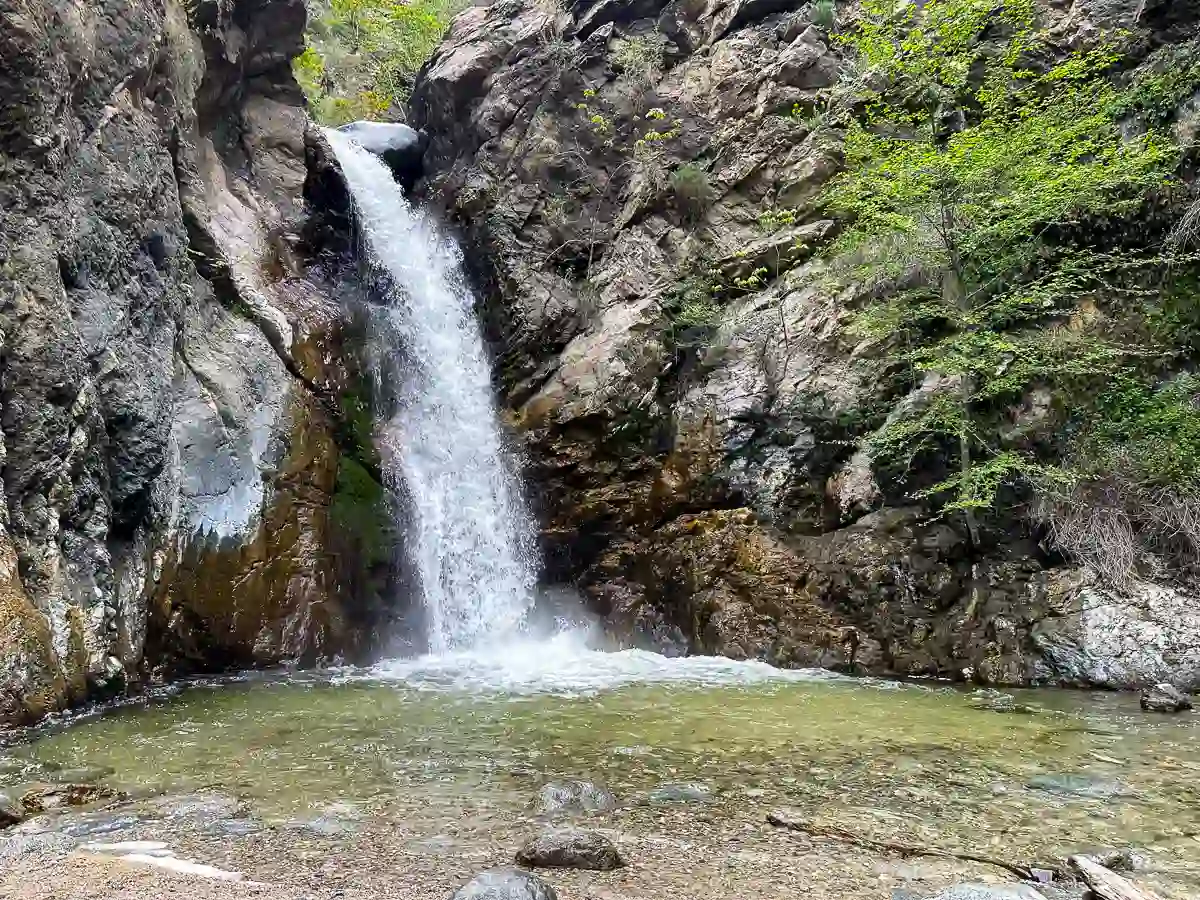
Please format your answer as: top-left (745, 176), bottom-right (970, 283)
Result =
top-left (351, 627), bottom-right (840, 696)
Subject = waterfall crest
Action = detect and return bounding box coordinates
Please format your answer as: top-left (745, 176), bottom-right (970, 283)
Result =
top-left (324, 129), bottom-right (537, 653)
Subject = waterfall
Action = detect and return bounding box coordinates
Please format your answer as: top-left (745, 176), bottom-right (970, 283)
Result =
top-left (323, 129), bottom-right (537, 653)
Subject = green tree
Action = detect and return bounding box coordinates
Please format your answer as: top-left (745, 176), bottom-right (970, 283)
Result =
top-left (823, 0), bottom-right (1180, 544)
top-left (298, 0), bottom-right (466, 125)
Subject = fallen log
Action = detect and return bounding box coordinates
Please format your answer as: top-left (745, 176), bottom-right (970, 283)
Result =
top-left (1070, 855), bottom-right (1163, 900)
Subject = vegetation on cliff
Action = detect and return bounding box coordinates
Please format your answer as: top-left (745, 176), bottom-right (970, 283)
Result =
top-left (297, 0), bottom-right (467, 124)
top-left (820, 0), bottom-right (1200, 573)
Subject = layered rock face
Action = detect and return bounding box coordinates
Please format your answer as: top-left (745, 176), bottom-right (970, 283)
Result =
top-left (0, 0), bottom-right (391, 724)
top-left (410, 0), bottom-right (1200, 688)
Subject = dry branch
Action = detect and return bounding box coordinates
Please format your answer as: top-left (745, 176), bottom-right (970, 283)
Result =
top-left (766, 811), bottom-right (1058, 881)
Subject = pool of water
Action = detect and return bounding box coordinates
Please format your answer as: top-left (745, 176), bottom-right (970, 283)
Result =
top-left (3, 643), bottom-right (1198, 888)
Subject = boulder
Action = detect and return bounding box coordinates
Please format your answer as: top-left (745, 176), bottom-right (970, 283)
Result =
top-left (337, 121), bottom-right (428, 190)
top-left (1140, 683), bottom-right (1193, 713)
top-left (647, 782), bottom-right (713, 804)
top-left (451, 867), bottom-right (558, 900)
top-left (515, 828), bottom-right (625, 871)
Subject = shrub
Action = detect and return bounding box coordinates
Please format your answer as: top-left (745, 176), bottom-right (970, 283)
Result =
top-left (668, 163), bottom-right (713, 224)
top-left (811, 0), bottom-right (836, 29)
top-left (612, 34), bottom-right (665, 85)
top-left (297, 0), bottom-right (469, 125)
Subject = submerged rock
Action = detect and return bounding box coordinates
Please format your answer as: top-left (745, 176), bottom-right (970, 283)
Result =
top-left (1025, 774), bottom-right (1123, 799)
top-left (451, 867), bottom-right (558, 900)
top-left (924, 885), bottom-right (1049, 900)
top-left (537, 780), bottom-right (617, 815)
top-left (647, 783), bottom-right (713, 804)
top-left (1140, 683), bottom-right (1193, 713)
top-left (515, 828), bottom-right (624, 871)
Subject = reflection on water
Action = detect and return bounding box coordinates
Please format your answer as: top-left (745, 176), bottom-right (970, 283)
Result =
top-left (3, 647), bottom-right (1198, 888)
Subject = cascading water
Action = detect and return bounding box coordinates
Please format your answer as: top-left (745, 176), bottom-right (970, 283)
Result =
top-left (324, 129), bottom-right (537, 653)
top-left (324, 128), bottom-right (832, 692)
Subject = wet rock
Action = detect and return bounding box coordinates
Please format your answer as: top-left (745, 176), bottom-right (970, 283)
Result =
top-left (287, 801), bottom-right (362, 836)
top-left (923, 885), bottom-right (1049, 900)
top-left (148, 793), bottom-right (245, 825)
top-left (451, 867), bottom-right (559, 900)
top-left (20, 784), bottom-right (125, 814)
top-left (968, 690), bottom-right (1040, 715)
top-left (1140, 683), bottom-right (1193, 713)
top-left (1025, 774), bottom-right (1123, 799)
top-left (0, 792), bottom-right (24, 827)
top-left (515, 828), bottom-right (625, 871)
top-left (537, 780), bottom-right (617, 815)
top-left (647, 782), bottom-right (713, 804)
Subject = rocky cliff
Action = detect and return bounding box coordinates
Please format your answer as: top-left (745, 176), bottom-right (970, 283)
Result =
top-left (409, 0), bottom-right (1200, 689)
top-left (0, 0), bottom-right (392, 725)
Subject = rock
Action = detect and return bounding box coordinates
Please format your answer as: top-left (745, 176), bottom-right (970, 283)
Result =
top-left (647, 782), bottom-right (713, 804)
top-left (0, 793), bottom-right (24, 828)
top-left (337, 120), bottom-right (428, 190)
top-left (1026, 774), bottom-right (1123, 799)
top-left (537, 780), bottom-right (617, 815)
top-left (406, 0), bottom-right (1200, 690)
top-left (923, 885), bottom-right (1049, 900)
top-left (515, 828), bottom-right (625, 871)
top-left (1140, 683), bottom-right (1193, 713)
top-left (147, 793), bottom-right (245, 824)
top-left (451, 867), bottom-right (559, 900)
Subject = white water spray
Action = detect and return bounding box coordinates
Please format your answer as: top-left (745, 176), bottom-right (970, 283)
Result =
top-left (324, 129), bottom-right (537, 652)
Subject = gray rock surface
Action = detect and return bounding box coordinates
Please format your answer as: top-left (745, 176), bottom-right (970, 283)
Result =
top-left (0, 0), bottom-right (390, 724)
top-left (515, 828), bottom-right (625, 870)
top-left (451, 867), bottom-right (559, 900)
top-left (408, 0), bottom-right (1200, 688)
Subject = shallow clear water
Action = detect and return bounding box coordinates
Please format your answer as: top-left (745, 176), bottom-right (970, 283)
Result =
top-left (5, 645), bottom-right (1198, 890)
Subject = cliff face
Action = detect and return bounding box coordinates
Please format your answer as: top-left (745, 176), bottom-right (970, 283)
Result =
top-left (0, 0), bottom-right (390, 725)
top-left (410, 0), bottom-right (1200, 688)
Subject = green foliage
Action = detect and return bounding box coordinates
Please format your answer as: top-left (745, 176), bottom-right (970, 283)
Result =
top-left (811, 0), bottom-right (836, 30)
top-left (1078, 373), bottom-right (1200, 491)
top-left (1117, 40), bottom-right (1200, 127)
top-left (662, 270), bottom-right (722, 346)
top-left (822, 0), bottom-right (1183, 518)
top-left (612, 34), bottom-right (665, 84)
top-left (669, 163), bottom-right (713, 224)
top-left (298, 0), bottom-right (466, 125)
top-left (331, 456), bottom-right (393, 567)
